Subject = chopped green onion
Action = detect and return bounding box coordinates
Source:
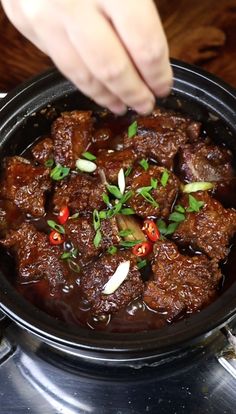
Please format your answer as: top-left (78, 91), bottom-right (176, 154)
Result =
top-left (118, 168), bottom-right (126, 195)
top-left (76, 158), bottom-right (97, 172)
top-left (136, 186), bottom-right (153, 194)
top-left (120, 239), bottom-right (142, 247)
top-left (125, 166), bottom-right (133, 177)
top-left (137, 188), bottom-right (159, 208)
top-left (182, 181), bottom-right (214, 193)
top-left (160, 170), bottom-right (170, 187)
top-left (50, 164), bottom-right (70, 181)
top-left (120, 208), bottom-right (135, 215)
top-left (107, 246), bottom-right (118, 255)
top-left (44, 159), bottom-right (54, 168)
top-left (156, 219), bottom-right (167, 235)
top-left (128, 121), bottom-right (138, 138)
top-left (107, 184), bottom-right (122, 199)
top-left (82, 151), bottom-right (97, 161)
top-left (61, 248), bottom-right (78, 260)
top-left (106, 202), bottom-right (122, 218)
top-left (174, 205), bottom-right (185, 213)
top-left (94, 229), bottom-right (102, 248)
top-left (168, 212), bottom-right (185, 223)
top-left (102, 261), bottom-right (130, 295)
top-left (69, 212), bottom-right (80, 220)
top-left (139, 159), bottom-right (149, 171)
top-left (137, 259), bottom-right (148, 270)
top-left (102, 193), bottom-right (111, 206)
top-left (187, 195), bottom-right (205, 213)
top-left (47, 220), bottom-right (65, 234)
top-left (165, 222), bottom-right (179, 235)
top-left (151, 178), bottom-right (158, 189)
top-left (61, 251), bottom-right (71, 260)
top-left (157, 219), bottom-right (178, 236)
top-left (120, 190), bottom-right (133, 204)
top-left (93, 209), bottom-right (101, 231)
top-left (99, 210), bottom-right (107, 219)
top-left (119, 229), bottom-right (133, 237)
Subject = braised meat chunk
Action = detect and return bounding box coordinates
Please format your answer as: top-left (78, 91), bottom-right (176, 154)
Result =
top-left (124, 108), bottom-right (201, 168)
top-left (126, 165), bottom-right (179, 218)
top-left (53, 173), bottom-right (105, 213)
top-left (81, 251), bottom-right (143, 316)
top-left (0, 156), bottom-right (51, 217)
top-left (31, 137), bottom-right (54, 164)
top-left (173, 191), bottom-right (236, 261)
top-left (0, 223), bottom-right (70, 294)
top-left (151, 107), bottom-right (201, 142)
top-left (65, 216), bottom-right (120, 262)
top-left (52, 110), bottom-right (93, 168)
top-left (0, 106), bottom-right (235, 333)
top-left (178, 142), bottom-right (234, 183)
top-left (96, 148), bottom-right (137, 183)
top-left (143, 240), bottom-right (221, 320)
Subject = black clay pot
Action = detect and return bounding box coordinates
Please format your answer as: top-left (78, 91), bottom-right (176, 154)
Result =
top-left (0, 59), bottom-right (236, 366)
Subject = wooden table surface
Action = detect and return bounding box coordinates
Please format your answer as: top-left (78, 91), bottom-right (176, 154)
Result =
top-left (0, 0), bottom-right (236, 93)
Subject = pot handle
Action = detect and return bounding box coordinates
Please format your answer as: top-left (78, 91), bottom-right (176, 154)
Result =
top-left (217, 325), bottom-right (236, 379)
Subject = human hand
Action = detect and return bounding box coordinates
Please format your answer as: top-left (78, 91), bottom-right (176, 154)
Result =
top-left (2, 0), bottom-right (173, 114)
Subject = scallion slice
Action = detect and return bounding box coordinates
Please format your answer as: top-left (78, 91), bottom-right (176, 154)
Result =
top-left (102, 261), bottom-right (130, 294)
top-left (182, 182), bottom-right (214, 193)
top-left (128, 121), bottom-right (138, 138)
top-left (82, 151), bottom-right (97, 161)
top-left (139, 159), bottom-right (149, 171)
top-left (160, 170), bottom-right (170, 187)
top-left (47, 220), bottom-right (65, 234)
top-left (118, 168), bottom-right (126, 195)
top-left (76, 158), bottom-right (97, 172)
top-left (50, 164), bottom-right (70, 181)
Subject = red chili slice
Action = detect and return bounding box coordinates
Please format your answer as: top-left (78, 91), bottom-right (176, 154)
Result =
top-left (132, 241), bottom-right (153, 257)
top-left (49, 230), bottom-right (64, 245)
top-left (142, 219), bottom-right (160, 242)
top-left (58, 206), bottom-right (70, 225)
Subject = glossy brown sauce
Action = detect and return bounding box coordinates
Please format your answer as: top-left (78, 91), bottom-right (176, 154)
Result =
top-left (1, 111), bottom-right (236, 332)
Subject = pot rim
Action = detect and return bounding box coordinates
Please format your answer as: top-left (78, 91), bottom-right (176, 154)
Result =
top-left (0, 59), bottom-right (236, 354)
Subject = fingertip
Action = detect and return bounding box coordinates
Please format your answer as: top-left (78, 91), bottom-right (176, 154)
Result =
top-left (153, 68), bottom-right (174, 98)
top-left (107, 103), bottom-right (127, 115)
top-left (134, 97), bottom-right (155, 115)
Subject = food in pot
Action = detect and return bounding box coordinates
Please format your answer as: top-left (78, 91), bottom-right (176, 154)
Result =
top-left (0, 107), bottom-right (235, 332)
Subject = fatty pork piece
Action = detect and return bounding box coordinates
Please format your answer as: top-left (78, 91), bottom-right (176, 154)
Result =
top-left (31, 137), bottom-right (54, 165)
top-left (80, 251), bottom-right (143, 316)
top-left (96, 148), bottom-right (137, 183)
top-left (143, 240), bottom-right (222, 321)
top-left (0, 223), bottom-right (70, 294)
top-left (53, 172), bottom-right (105, 213)
top-left (1, 156), bottom-right (51, 217)
top-left (124, 107), bottom-right (201, 169)
top-left (178, 142), bottom-right (234, 183)
top-left (65, 216), bottom-right (120, 261)
top-left (52, 110), bottom-right (93, 168)
top-left (126, 165), bottom-right (179, 219)
top-left (173, 191), bottom-right (236, 261)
